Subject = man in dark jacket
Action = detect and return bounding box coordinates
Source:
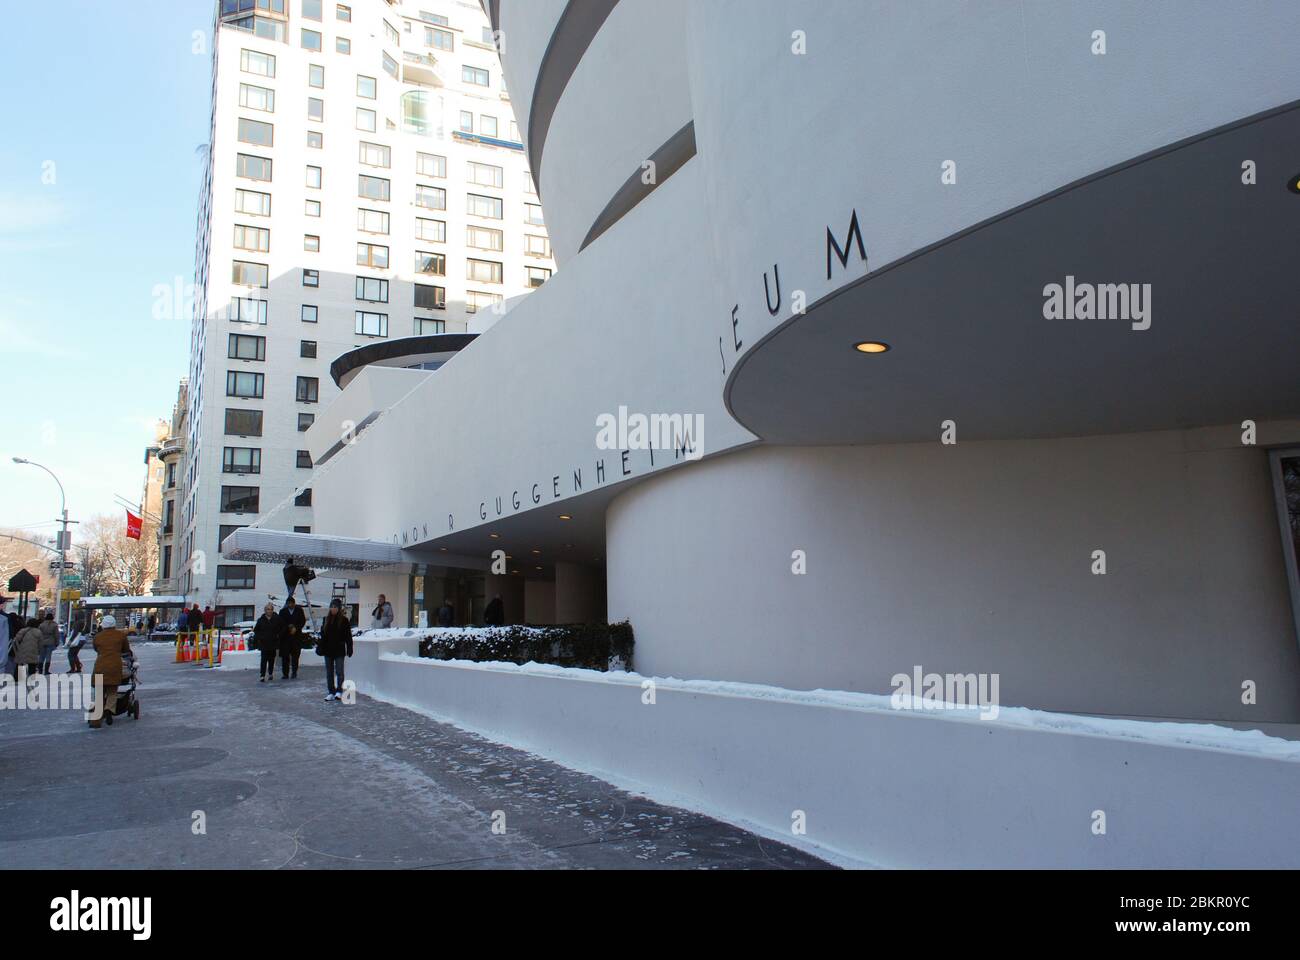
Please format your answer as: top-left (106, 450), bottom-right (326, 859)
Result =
top-left (278, 596), bottom-right (307, 679)
top-left (483, 594), bottom-right (505, 626)
top-left (189, 604), bottom-right (203, 633)
top-left (436, 599), bottom-right (454, 627)
top-left (318, 598), bottom-right (353, 702)
top-left (253, 602), bottom-right (285, 682)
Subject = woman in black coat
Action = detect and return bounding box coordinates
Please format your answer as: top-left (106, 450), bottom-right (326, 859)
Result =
top-left (253, 602), bottom-right (285, 682)
top-left (318, 598), bottom-right (353, 702)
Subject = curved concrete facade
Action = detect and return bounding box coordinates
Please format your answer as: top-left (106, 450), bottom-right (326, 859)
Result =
top-left (607, 432), bottom-right (1300, 722)
top-left (305, 1), bottom-right (1300, 723)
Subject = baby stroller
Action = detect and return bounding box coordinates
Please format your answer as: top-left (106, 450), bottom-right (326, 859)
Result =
top-left (106, 651), bottom-right (141, 722)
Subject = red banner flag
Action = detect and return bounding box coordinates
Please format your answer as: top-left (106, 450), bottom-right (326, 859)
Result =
top-left (126, 511), bottom-right (142, 540)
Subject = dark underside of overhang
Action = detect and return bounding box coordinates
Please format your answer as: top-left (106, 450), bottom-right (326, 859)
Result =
top-left (726, 100), bottom-right (1300, 445)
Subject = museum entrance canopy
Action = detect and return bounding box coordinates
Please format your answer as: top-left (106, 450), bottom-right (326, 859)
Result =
top-left (82, 596), bottom-right (189, 609)
top-left (220, 527), bottom-right (405, 571)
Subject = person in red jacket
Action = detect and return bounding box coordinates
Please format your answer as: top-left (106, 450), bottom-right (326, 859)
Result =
top-left (202, 605), bottom-right (216, 629)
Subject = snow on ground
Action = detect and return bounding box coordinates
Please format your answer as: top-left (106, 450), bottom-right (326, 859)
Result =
top-left (355, 628), bottom-right (1300, 761)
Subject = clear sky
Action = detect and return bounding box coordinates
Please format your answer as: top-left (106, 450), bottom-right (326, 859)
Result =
top-left (0, 1), bottom-right (212, 546)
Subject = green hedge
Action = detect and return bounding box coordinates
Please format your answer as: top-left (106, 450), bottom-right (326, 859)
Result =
top-left (417, 622), bottom-right (634, 672)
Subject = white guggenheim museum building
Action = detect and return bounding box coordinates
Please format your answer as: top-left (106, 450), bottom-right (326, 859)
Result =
top-left (225, 0), bottom-right (1300, 866)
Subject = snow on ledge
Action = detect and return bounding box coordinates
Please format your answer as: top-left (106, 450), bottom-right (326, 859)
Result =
top-left (356, 632), bottom-right (1300, 762)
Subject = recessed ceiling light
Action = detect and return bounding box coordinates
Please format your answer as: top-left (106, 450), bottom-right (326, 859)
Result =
top-left (531, 549), bottom-right (540, 555)
top-left (854, 341), bottom-right (890, 354)
top-left (488, 533), bottom-right (500, 539)
top-left (558, 514), bottom-right (572, 521)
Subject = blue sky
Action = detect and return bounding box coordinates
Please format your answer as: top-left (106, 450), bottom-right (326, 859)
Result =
top-left (0, 1), bottom-right (212, 544)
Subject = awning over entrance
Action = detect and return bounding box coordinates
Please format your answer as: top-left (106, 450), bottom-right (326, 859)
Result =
top-left (82, 596), bottom-right (189, 609)
top-left (221, 527), bottom-right (405, 571)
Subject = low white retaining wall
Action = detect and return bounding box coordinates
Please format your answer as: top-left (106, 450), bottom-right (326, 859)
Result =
top-left (218, 649), bottom-right (325, 671)
top-left (348, 637), bottom-right (1300, 868)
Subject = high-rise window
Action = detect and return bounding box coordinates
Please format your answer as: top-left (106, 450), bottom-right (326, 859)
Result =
top-left (307, 130), bottom-right (323, 148)
top-left (233, 224), bottom-right (270, 252)
top-left (467, 161), bottom-right (503, 189)
top-left (235, 189), bottom-right (271, 216)
top-left (467, 259), bottom-right (503, 284)
top-left (240, 49), bottom-right (276, 78)
top-left (356, 107), bottom-right (376, 132)
top-left (304, 234), bottom-right (320, 252)
top-left (307, 97), bottom-right (324, 122)
top-left (427, 27), bottom-right (453, 50)
top-left (416, 153), bottom-right (445, 178)
top-left (226, 370), bottom-right (265, 398)
top-left (356, 75), bottom-right (377, 99)
top-left (219, 525), bottom-right (247, 553)
top-left (355, 311), bottom-right (388, 337)
top-left (382, 52), bottom-right (398, 78)
top-left (305, 199), bottom-right (321, 217)
top-left (357, 242), bottom-right (389, 269)
top-left (298, 413), bottom-right (315, 432)
top-left (415, 185), bottom-right (445, 210)
top-left (462, 65), bottom-right (489, 86)
top-left (301, 305), bottom-right (318, 323)
top-left (357, 208), bottom-right (390, 234)
top-left (358, 175), bottom-right (391, 201)
top-left (225, 409), bottom-right (263, 437)
top-left (296, 376), bottom-right (320, 403)
top-left (526, 266), bottom-right (552, 288)
top-left (232, 297), bottom-right (268, 324)
top-left (306, 165), bottom-right (322, 188)
top-left (300, 340), bottom-right (317, 358)
top-left (415, 218), bottom-right (445, 242)
top-left (525, 203), bottom-right (545, 225)
top-left (309, 63), bottom-right (325, 88)
top-left (384, 20), bottom-right (399, 44)
top-left (238, 118), bottom-right (274, 147)
top-left (458, 111), bottom-right (473, 133)
top-left (337, 37), bottom-right (351, 54)
top-left (467, 193), bottom-right (503, 219)
top-left (239, 83), bottom-right (275, 112)
top-left (232, 261), bottom-right (268, 288)
top-left (294, 489), bottom-right (313, 507)
top-left (414, 284), bottom-right (445, 310)
top-left (479, 115), bottom-right (498, 138)
top-left (525, 234), bottom-right (551, 258)
top-left (414, 251), bottom-right (445, 276)
top-left (336, 4), bottom-right (350, 21)
top-left (467, 225), bottom-right (503, 251)
top-left (416, 318), bottom-right (445, 335)
top-left (355, 276), bottom-right (388, 302)
top-left (302, 0), bottom-right (322, 21)
top-left (228, 333), bottom-right (266, 361)
top-left (236, 154), bottom-right (272, 181)
top-left (302, 28), bottom-right (322, 51)
top-left (222, 447), bottom-right (262, 474)
top-left (297, 450), bottom-right (313, 468)
top-left (303, 269), bottom-right (320, 287)
top-left (216, 565), bottom-right (257, 589)
top-left (466, 290), bottom-right (502, 314)
top-left (358, 141), bottom-right (390, 167)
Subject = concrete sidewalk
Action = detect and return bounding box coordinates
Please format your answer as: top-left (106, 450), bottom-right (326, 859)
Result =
top-left (0, 646), bottom-right (831, 870)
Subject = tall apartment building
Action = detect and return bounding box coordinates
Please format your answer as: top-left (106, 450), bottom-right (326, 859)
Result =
top-left (178, 0), bottom-right (552, 624)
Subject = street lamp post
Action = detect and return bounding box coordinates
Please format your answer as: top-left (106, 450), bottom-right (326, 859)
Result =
top-left (12, 457), bottom-right (69, 632)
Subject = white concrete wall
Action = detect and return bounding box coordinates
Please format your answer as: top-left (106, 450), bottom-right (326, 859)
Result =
top-left (346, 638), bottom-right (1300, 867)
top-left (684, 0), bottom-right (1300, 364)
top-left (608, 426), bottom-right (1300, 722)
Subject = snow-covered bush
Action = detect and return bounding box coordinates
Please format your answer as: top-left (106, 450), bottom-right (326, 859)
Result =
top-left (416, 622), bottom-right (634, 671)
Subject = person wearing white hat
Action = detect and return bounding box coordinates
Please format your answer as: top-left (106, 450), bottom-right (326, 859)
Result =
top-left (89, 615), bottom-right (131, 728)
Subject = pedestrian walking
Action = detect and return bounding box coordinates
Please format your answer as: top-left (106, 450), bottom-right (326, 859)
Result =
top-left (318, 597), bottom-right (353, 702)
top-left (67, 624), bottom-right (86, 673)
top-left (278, 596), bottom-right (307, 679)
top-left (0, 596), bottom-right (17, 678)
top-left (88, 615), bottom-right (132, 729)
top-left (176, 607), bottom-right (189, 633)
top-left (37, 612), bottom-right (58, 675)
top-left (12, 619), bottom-right (42, 680)
top-left (436, 599), bottom-right (454, 627)
top-left (371, 594), bottom-right (394, 629)
top-left (253, 602), bottom-right (285, 682)
top-left (484, 594), bottom-right (505, 627)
